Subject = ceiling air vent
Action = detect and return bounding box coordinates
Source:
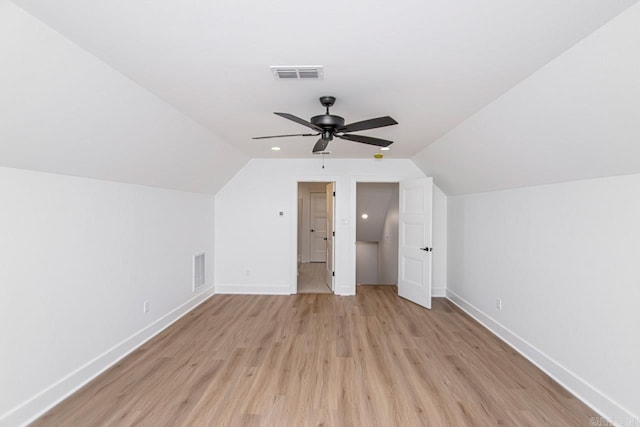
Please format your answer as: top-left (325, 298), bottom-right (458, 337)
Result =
top-left (270, 66), bottom-right (324, 80)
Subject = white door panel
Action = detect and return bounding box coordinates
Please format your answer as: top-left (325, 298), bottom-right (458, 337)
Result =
top-left (398, 178), bottom-right (433, 309)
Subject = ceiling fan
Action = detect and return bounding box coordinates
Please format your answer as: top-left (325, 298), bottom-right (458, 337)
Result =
top-left (252, 96), bottom-right (398, 153)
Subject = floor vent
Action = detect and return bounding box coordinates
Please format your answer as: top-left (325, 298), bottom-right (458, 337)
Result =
top-left (270, 66), bottom-right (324, 80)
top-left (193, 253), bottom-right (205, 291)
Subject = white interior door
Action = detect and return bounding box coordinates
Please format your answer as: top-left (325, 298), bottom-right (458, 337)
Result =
top-left (309, 192), bottom-right (327, 262)
top-left (398, 177), bottom-right (433, 309)
top-left (325, 183), bottom-right (335, 290)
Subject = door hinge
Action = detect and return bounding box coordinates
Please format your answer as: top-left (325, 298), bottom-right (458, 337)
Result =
top-left (332, 271), bottom-right (335, 277)
top-left (332, 231), bottom-right (335, 237)
top-left (332, 191), bottom-right (335, 197)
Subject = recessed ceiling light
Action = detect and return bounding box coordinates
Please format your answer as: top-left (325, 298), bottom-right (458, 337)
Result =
top-left (271, 146), bottom-right (281, 151)
top-left (380, 147), bottom-right (390, 151)
top-left (361, 213), bottom-right (368, 219)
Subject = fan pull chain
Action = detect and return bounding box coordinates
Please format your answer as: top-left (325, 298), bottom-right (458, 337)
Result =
top-left (321, 153), bottom-right (325, 169)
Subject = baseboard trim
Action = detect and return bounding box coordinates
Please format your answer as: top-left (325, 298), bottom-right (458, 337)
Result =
top-left (215, 284), bottom-right (291, 295)
top-left (446, 289), bottom-right (638, 427)
top-left (1, 287), bottom-right (215, 427)
top-left (432, 287), bottom-right (447, 297)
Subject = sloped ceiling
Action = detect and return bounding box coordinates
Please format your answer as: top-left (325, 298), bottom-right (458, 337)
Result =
top-left (357, 183), bottom-right (397, 242)
top-left (4, 0), bottom-right (639, 194)
top-left (413, 2), bottom-right (640, 195)
top-left (0, 0), bottom-right (247, 194)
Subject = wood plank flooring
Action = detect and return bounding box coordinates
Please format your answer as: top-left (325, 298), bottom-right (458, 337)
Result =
top-left (32, 286), bottom-right (599, 426)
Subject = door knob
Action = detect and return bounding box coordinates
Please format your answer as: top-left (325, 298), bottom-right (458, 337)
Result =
top-left (310, 229), bottom-right (315, 232)
top-left (420, 247), bottom-right (432, 252)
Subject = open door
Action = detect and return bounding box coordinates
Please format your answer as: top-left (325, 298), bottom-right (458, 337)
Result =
top-left (398, 177), bottom-right (433, 309)
top-left (325, 182), bottom-right (335, 291)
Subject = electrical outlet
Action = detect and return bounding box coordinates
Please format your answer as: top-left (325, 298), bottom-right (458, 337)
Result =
top-left (496, 298), bottom-right (502, 310)
top-left (143, 300), bottom-right (149, 313)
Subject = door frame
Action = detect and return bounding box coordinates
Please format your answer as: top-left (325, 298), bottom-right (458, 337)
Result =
top-left (349, 177), bottom-right (403, 293)
top-left (291, 176), bottom-right (340, 294)
top-left (325, 182), bottom-right (336, 291)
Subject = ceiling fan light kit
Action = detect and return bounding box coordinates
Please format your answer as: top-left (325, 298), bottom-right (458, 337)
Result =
top-left (253, 96), bottom-right (398, 153)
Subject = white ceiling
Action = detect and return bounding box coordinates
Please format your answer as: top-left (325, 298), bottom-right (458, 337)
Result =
top-left (11, 0), bottom-right (638, 160)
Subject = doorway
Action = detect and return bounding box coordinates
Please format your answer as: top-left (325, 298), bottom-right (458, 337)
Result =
top-left (297, 182), bottom-right (335, 294)
top-left (355, 183), bottom-right (399, 286)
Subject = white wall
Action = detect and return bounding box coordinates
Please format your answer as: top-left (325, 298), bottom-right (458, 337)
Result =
top-left (0, 1), bottom-right (247, 194)
top-left (447, 173), bottom-right (640, 423)
top-left (356, 242), bottom-right (379, 285)
top-left (0, 167), bottom-right (215, 426)
top-left (214, 159), bottom-right (426, 295)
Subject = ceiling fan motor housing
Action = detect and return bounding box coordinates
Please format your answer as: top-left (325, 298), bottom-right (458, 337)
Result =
top-left (310, 114), bottom-right (345, 128)
top-left (311, 115), bottom-right (344, 141)
top-left (311, 113), bottom-right (344, 130)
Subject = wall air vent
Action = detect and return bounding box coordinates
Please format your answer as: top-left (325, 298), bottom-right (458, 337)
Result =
top-left (193, 253), bottom-right (205, 291)
top-left (270, 66), bottom-right (324, 80)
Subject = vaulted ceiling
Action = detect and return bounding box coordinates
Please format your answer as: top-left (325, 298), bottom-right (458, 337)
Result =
top-left (3, 0), bottom-right (640, 194)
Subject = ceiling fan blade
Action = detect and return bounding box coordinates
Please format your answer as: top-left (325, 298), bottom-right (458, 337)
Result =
top-left (337, 133), bottom-right (393, 147)
top-left (274, 112), bottom-right (323, 132)
top-left (312, 138), bottom-right (330, 153)
top-left (338, 116), bottom-right (398, 133)
top-left (252, 133), bottom-right (318, 140)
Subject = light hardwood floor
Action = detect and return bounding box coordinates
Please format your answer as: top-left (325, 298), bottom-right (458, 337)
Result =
top-left (297, 262), bottom-right (332, 294)
top-left (32, 286), bottom-right (598, 426)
